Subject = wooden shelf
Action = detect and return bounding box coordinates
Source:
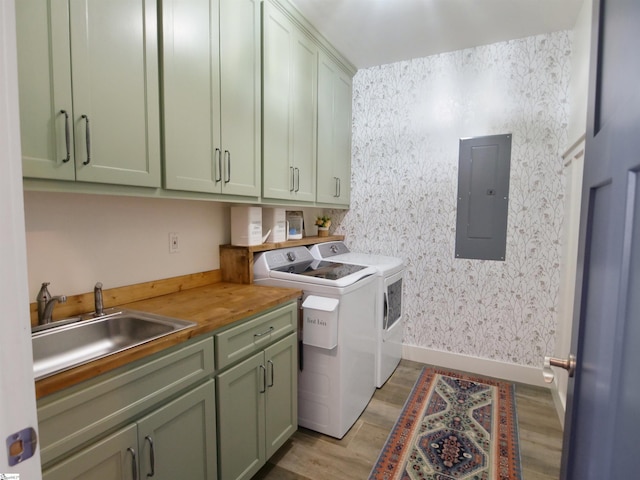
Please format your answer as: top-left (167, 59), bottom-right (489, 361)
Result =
top-left (220, 235), bottom-right (345, 284)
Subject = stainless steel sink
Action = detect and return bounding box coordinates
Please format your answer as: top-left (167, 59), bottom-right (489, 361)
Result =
top-left (32, 308), bottom-right (196, 380)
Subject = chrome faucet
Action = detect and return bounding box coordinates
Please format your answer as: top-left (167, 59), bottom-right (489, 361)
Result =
top-left (37, 282), bottom-right (67, 325)
top-left (94, 282), bottom-right (104, 316)
top-left (36, 282), bottom-right (51, 323)
top-left (40, 295), bottom-right (67, 325)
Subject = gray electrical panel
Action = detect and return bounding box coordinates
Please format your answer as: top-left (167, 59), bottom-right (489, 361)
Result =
top-left (455, 134), bottom-right (512, 261)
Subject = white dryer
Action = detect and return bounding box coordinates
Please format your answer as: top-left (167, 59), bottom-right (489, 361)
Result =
top-left (309, 241), bottom-right (405, 388)
top-left (253, 246), bottom-right (377, 439)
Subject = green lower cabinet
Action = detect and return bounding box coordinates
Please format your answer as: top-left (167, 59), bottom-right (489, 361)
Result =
top-left (42, 424), bottom-right (138, 480)
top-left (217, 332), bottom-right (297, 480)
top-left (138, 379), bottom-right (217, 479)
top-left (43, 379), bottom-right (217, 480)
top-left (217, 351), bottom-right (265, 480)
top-left (264, 334), bottom-right (298, 459)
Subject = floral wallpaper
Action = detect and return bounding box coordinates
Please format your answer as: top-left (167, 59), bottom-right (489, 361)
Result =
top-left (330, 32), bottom-right (572, 367)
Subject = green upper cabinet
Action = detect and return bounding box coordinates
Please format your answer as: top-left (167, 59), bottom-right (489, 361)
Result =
top-left (316, 51), bottom-right (353, 207)
top-left (16, 0), bottom-right (161, 187)
top-left (162, 0), bottom-right (261, 197)
top-left (262, 0), bottom-right (318, 203)
top-left (16, 0), bottom-right (73, 181)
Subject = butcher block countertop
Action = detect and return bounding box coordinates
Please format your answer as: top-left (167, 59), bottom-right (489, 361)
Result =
top-left (34, 275), bottom-right (301, 399)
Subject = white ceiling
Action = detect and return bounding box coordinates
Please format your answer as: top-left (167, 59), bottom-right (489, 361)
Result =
top-left (288, 0), bottom-right (585, 69)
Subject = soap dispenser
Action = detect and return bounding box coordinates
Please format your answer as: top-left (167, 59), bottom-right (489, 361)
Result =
top-left (36, 282), bottom-right (51, 323)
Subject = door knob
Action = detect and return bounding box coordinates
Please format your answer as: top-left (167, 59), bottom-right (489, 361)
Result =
top-left (543, 354), bottom-right (576, 383)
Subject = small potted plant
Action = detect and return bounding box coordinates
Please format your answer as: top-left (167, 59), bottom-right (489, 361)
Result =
top-left (315, 215), bottom-right (331, 237)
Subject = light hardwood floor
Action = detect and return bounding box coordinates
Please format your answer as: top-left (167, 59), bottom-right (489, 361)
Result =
top-left (253, 359), bottom-right (563, 480)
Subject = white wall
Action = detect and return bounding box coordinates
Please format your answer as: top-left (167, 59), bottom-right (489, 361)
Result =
top-left (567, 0), bottom-right (593, 147)
top-left (23, 191), bottom-right (229, 298)
top-left (331, 31), bottom-right (572, 380)
top-left (23, 191), bottom-right (326, 300)
top-left (552, 0), bottom-right (592, 422)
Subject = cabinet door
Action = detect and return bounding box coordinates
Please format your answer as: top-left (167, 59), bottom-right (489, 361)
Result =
top-left (219, 0), bottom-right (261, 197)
top-left (162, 0), bottom-right (221, 193)
top-left (16, 0), bottom-right (75, 180)
top-left (333, 66), bottom-right (353, 204)
top-left (262, 1), bottom-right (317, 202)
top-left (262, 1), bottom-right (294, 200)
top-left (42, 424), bottom-right (138, 480)
top-left (217, 352), bottom-right (265, 480)
top-left (290, 31), bottom-right (318, 202)
top-left (317, 51), bottom-right (352, 206)
top-left (138, 380), bottom-right (217, 480)
top-left (265, 333), bottom-right (298, 458)
top-left (70, 0), bottom-right (161, 187)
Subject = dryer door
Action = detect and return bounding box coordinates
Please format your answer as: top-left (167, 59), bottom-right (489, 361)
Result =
top-left (383, 270), bottom-right (403, 334)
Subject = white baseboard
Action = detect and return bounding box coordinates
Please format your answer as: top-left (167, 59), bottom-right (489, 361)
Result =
top-left (402, 344), bottom-right (551, 388)
top-left (550, 380), bottom-right (566, 429)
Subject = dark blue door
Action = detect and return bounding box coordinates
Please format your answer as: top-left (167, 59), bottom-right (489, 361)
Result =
top-left (562, 0), bottom-right (640, 477)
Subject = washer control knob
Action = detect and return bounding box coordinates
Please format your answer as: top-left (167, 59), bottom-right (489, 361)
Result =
top-left (286, 251), bottom-right (296, 262)
top-left (330, 245), bottom-right (339, 253)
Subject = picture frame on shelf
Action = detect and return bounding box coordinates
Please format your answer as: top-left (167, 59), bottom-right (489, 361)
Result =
top-left (285, 210), bottom-right (304, 239)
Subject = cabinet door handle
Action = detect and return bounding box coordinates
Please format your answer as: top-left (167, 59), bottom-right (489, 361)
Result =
top-left (290, 166), bottom-right (295, 192)
top-left (127, 447), bottom-right (138, 480)
top-left (267, 360), bottom-right (274, 388)
top-left (80, 114), bottom-right (91, 165)
top-left (215, 148), bottom-right (222, 183)
top-left (254, 326), bottom-right (273, 339)
top-left (259, 364), bottom-right (267, 393)
top-left (60, 110), bottom-right (71, 163)
top-left (145, 436), bottom-right (155, 477)
top-left (294, 167), bottom-right (300, 192)
top-left (224, 150), bottom-right (231, 183)
top-left (333, 177), bottom-right (339, 197)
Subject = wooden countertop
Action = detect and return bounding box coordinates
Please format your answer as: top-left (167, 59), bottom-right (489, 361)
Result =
top-left (35, 282), bottom-right (301, 399)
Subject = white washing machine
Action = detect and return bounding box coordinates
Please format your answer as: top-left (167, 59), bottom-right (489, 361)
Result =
top-left (309, 241), bottom-right (405, 388)
top-left (253, 246), bottom-right (377, 439)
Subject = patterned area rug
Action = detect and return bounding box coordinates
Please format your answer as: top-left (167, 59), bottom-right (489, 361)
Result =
top-left (369, 368), bottom-right (522, 480)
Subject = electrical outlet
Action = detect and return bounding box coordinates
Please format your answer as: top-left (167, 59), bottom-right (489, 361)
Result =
top-left (169, 232), bottom-right (180, 253)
